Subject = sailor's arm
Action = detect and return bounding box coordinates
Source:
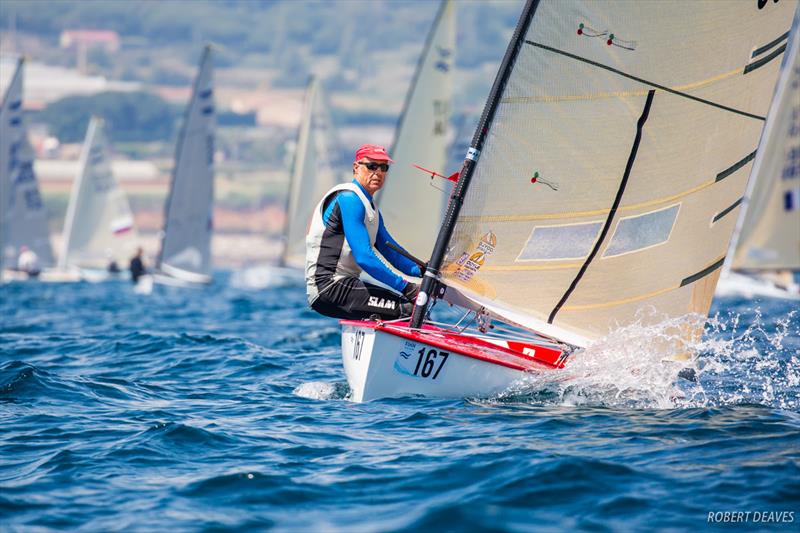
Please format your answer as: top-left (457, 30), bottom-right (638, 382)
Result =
top-left (339, 192), bottom-right (409, 292)
top-left (375, 215), bottom-right (422, 278)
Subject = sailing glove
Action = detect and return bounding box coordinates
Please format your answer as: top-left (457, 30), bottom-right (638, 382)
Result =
top-left (402, 282), bottom-right (420, 302)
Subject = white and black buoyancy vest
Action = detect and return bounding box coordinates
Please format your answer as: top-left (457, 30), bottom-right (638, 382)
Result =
top-left (306, 182), bottom-right (379, 303)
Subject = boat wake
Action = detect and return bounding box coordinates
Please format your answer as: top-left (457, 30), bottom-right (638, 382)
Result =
top-left (292, 381), bottom-right (350, 401)
top-left (490, 308), bottom-right (799, 410)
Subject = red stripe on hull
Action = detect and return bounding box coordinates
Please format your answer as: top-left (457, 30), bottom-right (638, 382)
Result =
top-left (340, 319), bottom-right (564, 371)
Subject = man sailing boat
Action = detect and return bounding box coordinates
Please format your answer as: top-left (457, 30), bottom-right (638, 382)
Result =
top-left (306, 144), bottom-right (422, 320)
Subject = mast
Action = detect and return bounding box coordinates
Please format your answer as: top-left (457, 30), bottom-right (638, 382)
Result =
top-left (411, 0), bottom-right (540, 328)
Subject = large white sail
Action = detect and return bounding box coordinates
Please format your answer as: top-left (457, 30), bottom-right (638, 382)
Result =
top-left (433, 0), bottom-right (795, 347)
top-left (158, 45), bottom-right (215, 283)
top-left (281, 76), bottom-right (342, 268)
top-left (729, 13), bottom-right (800, 274)
top-left (0, 58), bottom-right (54, 270)
top-left (376, 0), bottom-right (455, 260)
top-left (59, 116), bottom-right (138, 271)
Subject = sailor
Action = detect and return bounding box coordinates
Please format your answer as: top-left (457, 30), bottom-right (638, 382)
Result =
top-left (17, 246), bottom-right (41, 277)
top-left (306, 144), bottom-right (422, 320)
top-left (129, 247), bottom-right (147, 284)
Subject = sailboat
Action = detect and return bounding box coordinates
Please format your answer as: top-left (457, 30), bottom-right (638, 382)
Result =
top-left (375, 0), bottom-right (455, 261)
top-left (0, 57), bottom-right (57, 282)
top-left (58, 116), bottom-right (139, 282)
top-left (152, 45), bottom-right (215, 288)
top-left (717, 13), bottom-right (800, 300)
top-left (340, 0), bottom-right (797, 402)
top-left (232, 76), bottom-right (341, 289)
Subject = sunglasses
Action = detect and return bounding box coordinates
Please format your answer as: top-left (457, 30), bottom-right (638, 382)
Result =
top-left (358, 161), bottom-right (390, 172)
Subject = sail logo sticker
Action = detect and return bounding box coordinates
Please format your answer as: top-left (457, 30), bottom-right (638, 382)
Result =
top-left (455, 231), bottom-right (496, 282)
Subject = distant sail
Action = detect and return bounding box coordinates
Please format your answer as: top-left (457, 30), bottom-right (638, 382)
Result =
top-left (59, 117), bottom-right (138, 270)
top-left (376, 0), bottom-right (455, 260)
top-left (281, 76), bottom-right (342, 268)
top-left (0, 58), bottom-right (54, 270)
top-left (436, 0), bottom-right (795, 347)
top-left (158, 45), bottom-right (215, 283)
top-left (729, 12), bottom-right (800, 273)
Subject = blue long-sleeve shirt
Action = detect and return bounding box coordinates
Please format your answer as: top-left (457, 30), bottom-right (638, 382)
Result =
top-left (322, 180), bottom-right (421, 291)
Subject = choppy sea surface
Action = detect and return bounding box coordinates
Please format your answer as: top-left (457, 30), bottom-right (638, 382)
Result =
top-left (1, 272), bottom-right (798, 531)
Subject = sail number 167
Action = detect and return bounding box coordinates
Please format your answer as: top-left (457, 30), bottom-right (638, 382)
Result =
top-left (413, 348), bottom-right (449, 379)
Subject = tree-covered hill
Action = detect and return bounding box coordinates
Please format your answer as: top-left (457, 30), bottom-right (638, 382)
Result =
top-left (2, 0), bottom-right (523, 70)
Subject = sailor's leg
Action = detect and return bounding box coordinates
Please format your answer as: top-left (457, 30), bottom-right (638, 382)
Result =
top-left (312, 277), bottom-right (411, 320)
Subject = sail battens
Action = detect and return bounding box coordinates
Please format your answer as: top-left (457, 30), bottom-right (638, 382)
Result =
top-left (548, 90), bottom-right (655, 324)
top-left (457, 178), bottom-right (729, 223)
top-left (482, 262), bottom-right (584, 272)
top-left (680, 257), bottom-right (725, 287)
top-left (502, 65), bottom-right (747, 105)
top-left (562, 285), bottom-right (676, 312)
top-left (744, 43), bottom-right (787, 74)
top-left (712, 197), bottom-right (744, 224)
top-left (434, 0), bottom-right (795, 343)
top-left (525, 40), bottom-right (766, 121)
top-left (715, 151), bottom-right (757, 182)
top-left (752, 30), bottom-right (790, 58)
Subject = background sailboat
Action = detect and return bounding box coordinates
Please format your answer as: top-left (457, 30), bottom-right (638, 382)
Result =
top-left (718, 12), bottom-right (800, 300)
top-left (153, 45), bottom-right (215, 288)
top-left (58, 116), bottom-right (139, 282)
top-left (375, 0), bottom-right (456, 262)
top-left (231, 76), bottom-right (342, 289)
top-left (1, 58), bottom-right (55, 281)
top-left (342, 0), bottom-right (796, 401)
top-left (282, 76), bottom-right (343, 269)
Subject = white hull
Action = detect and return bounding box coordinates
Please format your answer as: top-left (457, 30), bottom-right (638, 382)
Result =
top-left (2, 268), bottom-right (83, 283)
top-left (715, 271), bottom-right (800, 300)
top-left (341, 321), bottom-right (565, 402)
top-left (79, 268), bottom-right (126, 283)
top-left (152, 272), bottom-right (208, 289)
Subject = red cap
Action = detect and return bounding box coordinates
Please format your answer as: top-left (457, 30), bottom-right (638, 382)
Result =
top-left (354, 143), bottom-right (394, 164)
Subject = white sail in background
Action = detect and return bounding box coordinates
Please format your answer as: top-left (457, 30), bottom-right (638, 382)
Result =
top-left (438, 0), bottom-right (795, 347)
top-left (158, 45), bottom-right (215, 283)
top-left (59, 117), bottom-right (138, 271)
top-left (376, 0), bottom-right (455, 260)
top-left (729, 14), bottom-right (800, 275)
top-left (281, 76), bottom-right (342, 268)
top-left (0, 57), bottom-right (54, 271)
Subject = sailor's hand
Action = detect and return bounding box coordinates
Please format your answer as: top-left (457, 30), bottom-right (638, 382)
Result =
top-left (402, 282), bottom-right (420, 302)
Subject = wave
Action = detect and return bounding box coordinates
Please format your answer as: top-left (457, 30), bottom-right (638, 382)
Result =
top-left (489, 308), bottom-right (799, 410)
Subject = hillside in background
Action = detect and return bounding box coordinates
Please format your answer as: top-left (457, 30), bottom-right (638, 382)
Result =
top-left (0, 0), bottom-right (524, 265)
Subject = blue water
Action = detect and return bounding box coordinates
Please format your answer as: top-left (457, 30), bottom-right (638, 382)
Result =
top-left (1, 274), bottom-right (798, 531)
